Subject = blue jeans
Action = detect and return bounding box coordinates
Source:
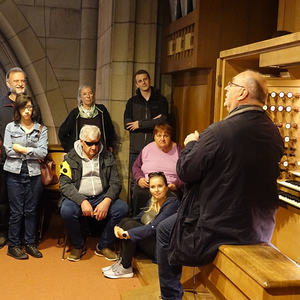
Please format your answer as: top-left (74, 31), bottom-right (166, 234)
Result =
top-left (6, 163), bottom-right (43, 247)
top-left (157, 213), bottom-right (183, 300)
top-left (60, 194), bottom-right (128, 249)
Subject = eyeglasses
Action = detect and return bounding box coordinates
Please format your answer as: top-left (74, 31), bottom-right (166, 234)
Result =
top-left (22, 105), bottom-right (33, 110)
top-left (228, 81), bottom-right (245, 89)
top-left (148, 171), bottom-right (165, 178)
top-left (84, 140), bottom-right (100, 147)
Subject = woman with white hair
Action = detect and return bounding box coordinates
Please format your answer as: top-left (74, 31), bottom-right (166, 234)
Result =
top-left (58, 85), bottom-right (116, 152)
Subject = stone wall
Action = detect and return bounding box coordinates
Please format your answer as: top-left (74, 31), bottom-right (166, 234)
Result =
top-left (96, 0), bottom-right (160, 200)
top-left (0, 0), bottom-right (162, 201)
top-left (0, 0), bottom-right (98, 142)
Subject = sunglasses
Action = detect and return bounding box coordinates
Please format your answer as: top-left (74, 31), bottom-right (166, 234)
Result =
top-left (84, 140), bottom-right (100, 147)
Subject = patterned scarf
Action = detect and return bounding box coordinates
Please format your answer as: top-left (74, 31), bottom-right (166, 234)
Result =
top-left (78, 103), bottom-right (99, 118)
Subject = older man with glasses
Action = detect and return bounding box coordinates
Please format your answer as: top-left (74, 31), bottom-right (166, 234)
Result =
top-left (0, 67), bottom-right (28, 249)
top-left (60, 125), bottom-right (128, 262)
top-left (156, 70), bottom-right (284, 300)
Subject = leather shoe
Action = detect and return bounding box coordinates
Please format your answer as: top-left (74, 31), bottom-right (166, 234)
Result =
top-left (0, 235), bottom-right (7, 249)
top-left (7, 246), bottom-right (29, 260)
top-left (25, 244), bottom-right (43, 258)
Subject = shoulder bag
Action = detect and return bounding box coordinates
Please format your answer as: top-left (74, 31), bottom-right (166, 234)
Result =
top-left (38, 126), bottom-right (59, 186)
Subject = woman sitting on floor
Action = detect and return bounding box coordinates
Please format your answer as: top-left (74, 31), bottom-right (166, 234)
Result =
top-left (102, 172), bottom-right (179, 279)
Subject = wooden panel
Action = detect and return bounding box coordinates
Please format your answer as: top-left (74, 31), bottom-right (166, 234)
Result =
top-left (213, 247), bottom-right (300, 300)
top-left (272, 205), bottom-right (300, 264)
top-left (162, 0), bottom-right (278, 73)
top-left (218, 245), bottom-right (300, 289)
top-left (200, 265), bottom-right (248, 300)
top-left (172, 81), bottom-right (212, 145)
top-left (172, 69), bottom-right (214, 145)
top-left (260, 45), bottom-right (300, 67)
top-left (277, 0), bottom-right (300, 32)
top-left (172, 84), bottom-right (186, 144)
top-left (220, 32), bottom-right (300, 60)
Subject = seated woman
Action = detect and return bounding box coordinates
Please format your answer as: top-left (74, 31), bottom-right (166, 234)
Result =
top-left (102, 172), bottom-right (179, 278)
top-left (131, 122), bottom-right (183, 216)
top-left (58, 85), bottom-right (117, 152)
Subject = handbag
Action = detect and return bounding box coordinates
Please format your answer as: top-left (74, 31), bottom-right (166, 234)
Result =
top-left (38, 125), bottom-right (59, 186)
top-left (39, 154), bottom-right (59, 186)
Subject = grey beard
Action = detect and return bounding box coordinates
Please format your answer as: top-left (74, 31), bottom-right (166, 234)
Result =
top-left (10, 87), bottom-right (26, 95)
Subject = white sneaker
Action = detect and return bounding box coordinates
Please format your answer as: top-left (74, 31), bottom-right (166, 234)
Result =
top-left (103, 263), bottom-right (134, 279)
top-left (101, 258), bottom-right (121, 273)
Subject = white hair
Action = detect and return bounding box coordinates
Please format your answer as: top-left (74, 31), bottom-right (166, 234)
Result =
top-left (79, 125), bottom-right (100, 140)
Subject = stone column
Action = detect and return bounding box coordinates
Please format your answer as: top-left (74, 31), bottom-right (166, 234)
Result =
top-left (79, 0), bottom-right (98, 87)
top-left (96, 0), bottom-right (159, 201)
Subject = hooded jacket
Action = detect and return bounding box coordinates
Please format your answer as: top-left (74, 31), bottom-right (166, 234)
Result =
top-left (60, 140), bottom-right (121, 206)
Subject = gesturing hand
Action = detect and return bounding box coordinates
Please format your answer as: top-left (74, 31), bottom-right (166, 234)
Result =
top-left (184, 130), bottom-right (200, 146)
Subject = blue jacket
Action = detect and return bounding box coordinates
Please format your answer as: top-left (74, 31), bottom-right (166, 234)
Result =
top-left (4, 121), bottom-right (48, 176)
top-left (128, 194), bottom-right (179, 242)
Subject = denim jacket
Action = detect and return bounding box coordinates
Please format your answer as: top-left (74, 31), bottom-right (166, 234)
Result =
top-left (3, 121), bottom-right (48, 176)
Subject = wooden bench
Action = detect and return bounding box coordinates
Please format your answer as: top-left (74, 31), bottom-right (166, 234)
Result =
top-left (121, 244), bottom-right (300, 300)
top-left (199, 244), bottom-right (300, 300)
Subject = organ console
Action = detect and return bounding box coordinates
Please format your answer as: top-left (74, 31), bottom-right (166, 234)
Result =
top-left (215, 32), bottom-right (300, 264)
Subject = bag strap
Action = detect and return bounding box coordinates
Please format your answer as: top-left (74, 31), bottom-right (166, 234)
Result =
top-left (38, 125), bottom-right (44, 140)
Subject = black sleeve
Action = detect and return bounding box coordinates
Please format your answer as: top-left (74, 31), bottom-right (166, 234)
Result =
top-left (123, 98), bottom-right (133, 130)
top-left (101, 105), bottom-right (117, 148)
top-left (58, 110), bottom-right (77, 152)
top-left (139, 96), bottom-right (169, 129)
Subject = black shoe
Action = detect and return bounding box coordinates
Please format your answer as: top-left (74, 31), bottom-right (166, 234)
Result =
top-left (0, 235), bottom-right (7, 249)
top-left (25, 244), bottom-right (43, 258)
top-left (7, 246), bottom-right (29, 260)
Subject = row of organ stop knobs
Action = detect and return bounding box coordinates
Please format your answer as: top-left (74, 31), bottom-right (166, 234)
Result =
top-left (264, 92), bottom-right (300, 169)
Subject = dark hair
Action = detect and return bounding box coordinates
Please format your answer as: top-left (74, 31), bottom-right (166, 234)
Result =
top-left (148, 171), bottom-right (168, 186)
top-left (14, 94), bottom-right (39, 122)
top-left (134, 69), bottom-right (150, 82)
top-left (153, 122), bottom-right (173, 137)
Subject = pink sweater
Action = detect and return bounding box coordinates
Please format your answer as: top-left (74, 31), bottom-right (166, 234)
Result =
top-left (132, 142), bottom-right (183, 188)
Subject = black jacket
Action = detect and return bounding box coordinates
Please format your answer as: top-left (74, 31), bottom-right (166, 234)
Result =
top-left (0, 95), bottom-right (15, 163)
top-left (60, 145), bottom-right (121, 206)
top-left (123, 87), bottom-right (169, 153)
top-left (169, 106), bottom-right (284, 266)
top-left (58, 104), bottom-right (117, 152)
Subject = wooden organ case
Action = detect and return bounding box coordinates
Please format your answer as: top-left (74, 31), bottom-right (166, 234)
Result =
top-left (215, 32), bottom-right (300, 264)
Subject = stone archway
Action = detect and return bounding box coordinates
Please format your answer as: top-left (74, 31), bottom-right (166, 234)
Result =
top-left (0, 0), bottom-right (68, 143)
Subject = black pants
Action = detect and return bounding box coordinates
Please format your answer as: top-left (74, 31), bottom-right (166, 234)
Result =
top-left (131, 185), bottom-right (150, 217)
top-left (118, 217), bottom-right (156, 268)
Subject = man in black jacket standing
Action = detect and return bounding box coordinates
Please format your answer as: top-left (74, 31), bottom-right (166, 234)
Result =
top-left (156, 70), bottom-right (284, 300)
top-left (0, 67), bottom-right (27, 249)
top-left (124, 70), bottom-right (169, 209)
